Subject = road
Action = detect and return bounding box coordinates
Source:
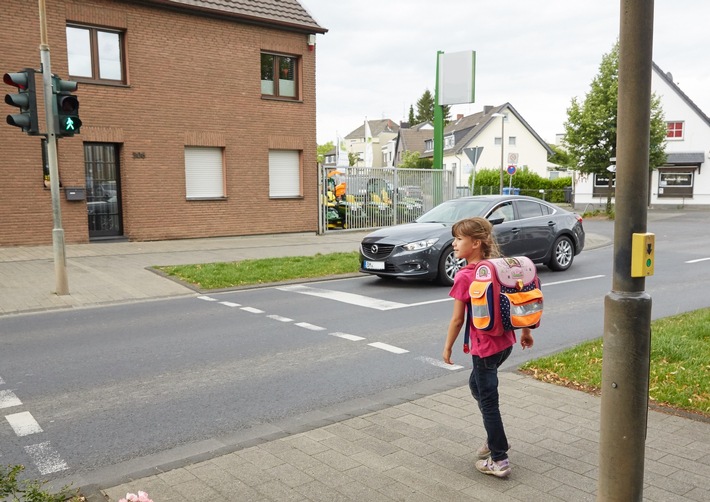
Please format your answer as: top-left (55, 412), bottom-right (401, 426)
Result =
top-left (0, 211), bottom-right (708, 487)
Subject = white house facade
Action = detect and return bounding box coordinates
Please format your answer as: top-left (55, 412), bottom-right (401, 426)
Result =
top-left (573, 63), bottom-right (710, 208)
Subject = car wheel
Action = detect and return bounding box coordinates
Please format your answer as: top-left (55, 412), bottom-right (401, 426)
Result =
top-left (437, 245), bottom-right (466, 286)
top-left (549, 235), bottom-right (574, 271)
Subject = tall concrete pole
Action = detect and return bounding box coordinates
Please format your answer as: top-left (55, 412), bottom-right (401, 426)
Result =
top-left (597, 1), bottom-right (654, 500)
top-left (38, 0), bottom-right (69, 295)
top-left (499, 115), bottom-right (505, 195)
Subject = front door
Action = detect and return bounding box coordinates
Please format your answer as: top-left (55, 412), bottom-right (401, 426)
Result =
top-left (84, 143), bottom-right (123, 239)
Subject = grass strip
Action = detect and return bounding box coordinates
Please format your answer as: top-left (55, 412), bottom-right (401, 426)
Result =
top-left (155, 252), bottom-right (360, 289)
top-left (521, 307), bottom-right (710, 417)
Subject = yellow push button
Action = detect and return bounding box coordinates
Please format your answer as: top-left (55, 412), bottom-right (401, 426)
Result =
top-left (631, 233), bottom-right (654, 277)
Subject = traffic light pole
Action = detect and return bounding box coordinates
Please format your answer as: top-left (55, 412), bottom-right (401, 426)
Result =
top-left (38, 0), bottom-right (68, 295)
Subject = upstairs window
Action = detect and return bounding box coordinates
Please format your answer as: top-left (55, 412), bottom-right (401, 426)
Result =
top-left (666, 121), bottom-right (684, 139)
top-left (66, 25), bottom-right (125, 83)
top-left (261, 53), bottom-right (298, 99)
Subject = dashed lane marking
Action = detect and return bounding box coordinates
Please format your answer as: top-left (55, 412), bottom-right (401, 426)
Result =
top-left (0, 376), bottom-right (4, 385)
top-left (415, 356), bottom-right (464, 371)
top-left (0, 390), bottom-right (22, 409)
top-left (197, 296), bottom-right (218, 301)
top-left (276, 284), bottom-right (406, 310)
top-left (6, 411), bottom-right (43, 436)
top-left (330, 332), bottom-right (366, 341)
top-left (368, 342), bottom-right (409, 354)
top-left (686, 257), bottom-right (710, 263)
top-left (24, 442), bottom-right (68, 475)
top-left (219, 301), bottom-right (241, 307)
top-left (267, 315), bottom-right (294, 322)
top-left (241, 307), bottom-right (264, 314)
top-left (543, 274), bottom-right (605, 286)
top-left (295, 322), bottom-right (326, 331)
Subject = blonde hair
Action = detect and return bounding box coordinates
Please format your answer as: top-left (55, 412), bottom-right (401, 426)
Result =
top-left (451, 217), bottom-right (501, 259)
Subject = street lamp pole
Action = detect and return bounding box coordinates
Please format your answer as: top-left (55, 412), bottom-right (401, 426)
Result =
top-left (492, 112), bottom-right (505, 194)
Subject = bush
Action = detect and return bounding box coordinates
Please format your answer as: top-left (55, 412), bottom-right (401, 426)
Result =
top-left (472, 168), bottom-right (572, 204)
top-left (0, 465), bottom-right (82, 502)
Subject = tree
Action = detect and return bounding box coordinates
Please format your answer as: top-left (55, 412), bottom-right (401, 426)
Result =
top-left (399, 150), bottom-right (432, 169)
top-left (547, 144), bottom-right (574, 169)
top-left (317, 141), bottom-right (334, 164)
top-left (564, 42), bottom-right (666, 212)
top-left (413, 89), bottom-right (451, 124)
top-left (408, 105), bottom-right (415, 126)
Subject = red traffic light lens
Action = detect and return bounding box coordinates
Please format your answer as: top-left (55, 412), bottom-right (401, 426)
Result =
top-left (3, 72), bottom-right (28, 90)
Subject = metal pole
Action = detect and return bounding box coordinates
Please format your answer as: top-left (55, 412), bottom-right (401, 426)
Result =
top-left (597, 1), bottom-right (654, 499)
top-left (499, 115), bottom-right (505, 194)
top-left (38, 0), bottom-right (69, 295)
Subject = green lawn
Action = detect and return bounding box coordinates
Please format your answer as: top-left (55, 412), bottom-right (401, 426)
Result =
top-left (521, 308), bottom-right (710, 417)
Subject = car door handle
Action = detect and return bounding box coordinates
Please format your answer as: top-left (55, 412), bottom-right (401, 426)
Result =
top-left (511, 227), bottom-right (521, 234)
top-left (548, 221), bottom-right (556, 226)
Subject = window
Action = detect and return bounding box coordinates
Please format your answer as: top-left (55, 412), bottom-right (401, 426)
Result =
top-left (261, 53), bottom-right (298, 99)
top-left (494, 137), bottom-right (502, 146)
top-left (269, 150), bottom-right (301, 197)
top-left (184, 147), bottom-right (225, 199)
top-left (444, 135), bottom-right (455, 149)
top-left (508, 136), bottom-right (516, 146)
top-left (658, 170), bottom-right (694, 198)
top-left (666, 121), bottom-right (684, 139)
top-left (66, 25), bottom-right (124, 83)
top-left (424, 139), bottom-right (433, 152)
top-left (517, 200), bottom-right (545, 219)
top-left (488, 202), bottom-right (514, 222)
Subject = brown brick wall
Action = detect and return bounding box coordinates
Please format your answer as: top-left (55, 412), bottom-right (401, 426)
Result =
top-left (0, 0), bottom-right (319, 245)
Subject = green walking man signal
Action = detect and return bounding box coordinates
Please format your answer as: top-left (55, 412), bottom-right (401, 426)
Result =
top-left (52, 74), bottom-right (82, 137)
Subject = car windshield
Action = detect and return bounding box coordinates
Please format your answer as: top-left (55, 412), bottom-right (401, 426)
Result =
top-left (416, 199), bottom-right (492, 224)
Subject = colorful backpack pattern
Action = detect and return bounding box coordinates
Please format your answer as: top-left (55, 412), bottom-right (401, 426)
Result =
top-left (463, 256), bottom-right (543, 354)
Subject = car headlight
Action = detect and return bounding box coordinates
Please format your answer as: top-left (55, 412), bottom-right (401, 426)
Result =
top-left (403, 238), bottom-right (439, 251)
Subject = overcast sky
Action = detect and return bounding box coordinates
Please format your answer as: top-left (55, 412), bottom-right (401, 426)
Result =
top-left (300, 0), bottom-right (710, 146)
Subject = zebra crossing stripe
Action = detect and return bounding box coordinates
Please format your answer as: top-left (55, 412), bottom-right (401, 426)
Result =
top-left (6, 411), bottom-right (43, 436)
top-left (0, 390), bottom-right (22, 409)
top-left (24, 442), bottom-right (68, 475)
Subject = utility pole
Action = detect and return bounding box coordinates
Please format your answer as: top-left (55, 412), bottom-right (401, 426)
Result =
top-left (597, 1), bottom-right (655, 500)
top-left (38, 0), bottom-right (69, 295)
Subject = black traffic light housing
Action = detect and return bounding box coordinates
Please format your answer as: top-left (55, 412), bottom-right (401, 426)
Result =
top-left (3, 68), bottom-right (40, 135)
top-left (53, 75), bottom-right (82, 137)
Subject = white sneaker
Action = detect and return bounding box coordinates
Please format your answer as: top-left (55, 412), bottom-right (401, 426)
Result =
top-left (475, 457), bottom-right (511, 478)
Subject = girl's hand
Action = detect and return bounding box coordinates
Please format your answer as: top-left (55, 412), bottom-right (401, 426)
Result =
top-left (520, 328), bottom-right (534, 350)
top-left (443, 346), bottom-right (453, 365)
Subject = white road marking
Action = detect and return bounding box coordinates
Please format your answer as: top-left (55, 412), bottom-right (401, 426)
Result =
top-left (24, 442), bottom-right (68, 474)
top-left (219, 301), bottom-right (241, 307)
top-left (415, 356), bottom-right (464, 371)
top-left (686, 257), bottom-right (710, 263)
top-left (0, 376), bottom-right (4, 385)
top-left (197, 295), bottom-right (217, 301)
top-left (543, 274), bottom-right (605, 286)
top-left (330, 332), bottom-right (366, 341)
top-left (267, 315), bottom-right (293, 322)
top-left (0, 390), bottom-right (22, 409)
top-left (295, 322), bottom-right (326, 331)
top-left (368, 342), bottom-right (409, 354)
top-left (241, 307), bottom-right (264, 314)
top-left (6, 411), bottom-right (43, 436)
top-left (277, 284), bottom-right (406, 310)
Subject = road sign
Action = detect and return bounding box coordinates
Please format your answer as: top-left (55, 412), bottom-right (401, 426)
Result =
top-left (507, 165), bottom-right (517, 175)
top-left (463, 146), bottom-right (483, 167)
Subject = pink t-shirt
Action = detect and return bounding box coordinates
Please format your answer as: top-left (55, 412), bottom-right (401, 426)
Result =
top-left (449, 263), bottom-right (516, 358)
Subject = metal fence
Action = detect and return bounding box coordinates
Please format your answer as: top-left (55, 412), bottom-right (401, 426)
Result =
top-left (318, 166), bottom-right (457, 233)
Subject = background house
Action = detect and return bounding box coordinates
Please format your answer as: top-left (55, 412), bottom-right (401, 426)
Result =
top-left (0, 0), bottom-right (326, 246)
top-left (573, 63), bottom-right (710, 208)
top-left (344, 119), bottom-right (399, 167)
top-left (394, 104), bottom-right (553, 187)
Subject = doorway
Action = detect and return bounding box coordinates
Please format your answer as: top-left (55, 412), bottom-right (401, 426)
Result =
top-left (84, 143), bottom-right (123, 239)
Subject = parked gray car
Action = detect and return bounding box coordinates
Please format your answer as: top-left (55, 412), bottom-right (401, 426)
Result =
top-left (359, 195), bottom-right (585, 286)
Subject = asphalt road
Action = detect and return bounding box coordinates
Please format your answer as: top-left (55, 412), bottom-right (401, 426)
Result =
top-left (1, 211), bottom-right (709, 486)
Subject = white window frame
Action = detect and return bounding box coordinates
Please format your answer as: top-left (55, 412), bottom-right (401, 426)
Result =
top-left (665, 121), bottom-right (684, 140)
top-left (184, 147), bottom-right (225, 199)
top-left (269, 150), bottom-right (301, 198)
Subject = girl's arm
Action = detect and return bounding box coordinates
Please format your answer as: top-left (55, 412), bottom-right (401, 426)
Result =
top-left (443, 299), bottom-right (466, 364)
top-left (520, 327), bottom-right (534, 349)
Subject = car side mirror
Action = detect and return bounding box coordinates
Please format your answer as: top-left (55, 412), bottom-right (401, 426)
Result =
top-left (488, 217), bottom-right (504, 225)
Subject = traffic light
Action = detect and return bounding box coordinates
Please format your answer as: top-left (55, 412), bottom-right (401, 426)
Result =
top-left (52, 75), bottom-right (81, 137)
top-left (3, 68), bottom-right (40, 135)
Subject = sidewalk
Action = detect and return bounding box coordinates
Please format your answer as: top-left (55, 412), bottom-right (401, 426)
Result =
top-left (2, 228), bottom-right (708, 501)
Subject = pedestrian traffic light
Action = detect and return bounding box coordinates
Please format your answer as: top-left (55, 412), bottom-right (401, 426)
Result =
top-left (53, 75), bottom-right (81, 137)
top-left (3, 68), bottom-right (40, 135)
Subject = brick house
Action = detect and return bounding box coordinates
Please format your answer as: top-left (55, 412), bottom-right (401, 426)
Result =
top-left (0, 0), bottom-right (326, 245)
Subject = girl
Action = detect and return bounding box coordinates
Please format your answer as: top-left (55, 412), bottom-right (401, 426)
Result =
top-left (442, 217), bottom-right (534, 478)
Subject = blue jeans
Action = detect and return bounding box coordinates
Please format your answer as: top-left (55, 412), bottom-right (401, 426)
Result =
top-left (469, 346), bottom-right (513, 462)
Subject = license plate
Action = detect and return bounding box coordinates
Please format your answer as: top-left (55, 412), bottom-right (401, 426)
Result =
top-left (364, 260), bottom-right (385, 270)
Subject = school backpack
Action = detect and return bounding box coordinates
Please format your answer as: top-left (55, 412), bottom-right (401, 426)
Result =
top-left (463, 256), bottom-right (543, 354)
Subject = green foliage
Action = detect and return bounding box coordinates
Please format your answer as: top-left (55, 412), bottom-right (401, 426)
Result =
top-left (156, 252), bottom-right (360, 290)
top-left (0, 464), bottom-right (82, 502)
top-left (399, 151), bottom-right (432, 169)
top-left (408, 104), bottom-right (415, 126)
top-left (547, 144), bottom-right (574, 169)
top-left (414, 89), bottom-right (451, 124)
top-left (472, 168), bottom-right (572, 204)
top-left (521, 308), bottom-right (710, 416)
top-left (563, 42), bottom-right (666, 174)
top-left (317, 141), bottom-right (334, 164)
